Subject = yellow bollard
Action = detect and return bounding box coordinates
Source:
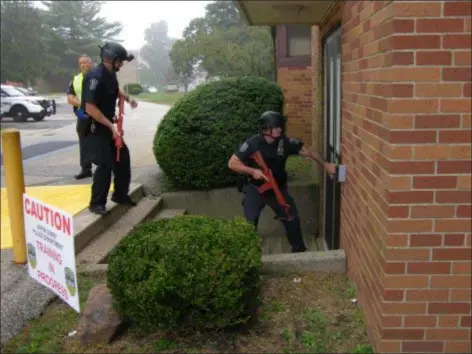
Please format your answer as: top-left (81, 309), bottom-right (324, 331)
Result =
top-left (1, 129), bottom-right (27, 264)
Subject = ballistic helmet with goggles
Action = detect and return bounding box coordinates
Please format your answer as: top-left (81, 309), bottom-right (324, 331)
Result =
top-left (98, 42), bottom-right (134, 71)
top-left (259, 111), bottom-right (286, 132)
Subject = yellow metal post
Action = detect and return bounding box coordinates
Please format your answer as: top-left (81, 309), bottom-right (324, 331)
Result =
top-left (1, 129), bottom-right (27, 264)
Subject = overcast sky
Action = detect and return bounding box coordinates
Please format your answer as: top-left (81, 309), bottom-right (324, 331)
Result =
top-left (100, 1), bottom-right (211, 51)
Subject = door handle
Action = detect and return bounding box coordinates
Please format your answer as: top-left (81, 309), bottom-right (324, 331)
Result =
top-left (336, 165), bottom-right (346, 183)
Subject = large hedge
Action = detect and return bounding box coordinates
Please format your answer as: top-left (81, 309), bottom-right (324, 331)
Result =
top-left (153, 76), bottom-right (284, 190)
top-left (107, 215), bottom-right (262, 332)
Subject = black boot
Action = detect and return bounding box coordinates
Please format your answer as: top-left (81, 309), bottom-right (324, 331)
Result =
top-left (75, 170), bottom-right (92, 180)
top-left (111, 195), bottom-right (136, 207)
top-left (89, 204), bottom-right (109, 216)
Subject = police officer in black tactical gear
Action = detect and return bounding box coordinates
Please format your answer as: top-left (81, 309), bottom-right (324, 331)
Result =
top-left (228, 111), bottom-right (336, 253)
top-left (81, 42), bottom-right (138, 216)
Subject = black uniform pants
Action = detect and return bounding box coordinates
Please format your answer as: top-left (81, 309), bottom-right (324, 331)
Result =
top-left (88, 134), bottom-right (131, 207)
top-left (77, 121), bottom-right (92, 172)
top-left (242, 183), bottom-right (307, 252)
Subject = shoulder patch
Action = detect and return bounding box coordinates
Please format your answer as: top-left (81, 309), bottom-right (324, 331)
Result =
top-left (277, 139), bottom-right (284, 156)
top-left (89, 78), bottom-right (99, 91)
top-left (239, 142), bottom-right (249, 153)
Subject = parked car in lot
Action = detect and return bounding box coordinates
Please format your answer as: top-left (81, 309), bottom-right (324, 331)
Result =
top-left (15, 86), bottom-right (41, 97)
top-left (0, 84), bottom-right (56, 122)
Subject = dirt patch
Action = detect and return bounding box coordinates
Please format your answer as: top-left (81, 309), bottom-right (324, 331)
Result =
top-left (4, 273), bottom-right (372, 353)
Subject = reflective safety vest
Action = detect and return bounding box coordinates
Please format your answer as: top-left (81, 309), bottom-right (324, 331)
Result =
top-left (72, 73), bottom-right (84, 103)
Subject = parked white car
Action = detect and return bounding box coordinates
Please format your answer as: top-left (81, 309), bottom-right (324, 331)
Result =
top-left (0, 84), bottom-right (55, 122)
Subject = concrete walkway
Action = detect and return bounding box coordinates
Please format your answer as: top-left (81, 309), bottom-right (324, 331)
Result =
top-left (0, 100), bottom-right (169, 347)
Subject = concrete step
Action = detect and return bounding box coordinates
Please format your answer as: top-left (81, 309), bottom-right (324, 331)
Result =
top-left (261, 250), bottom-right (346, 274)
top-left (77, 196), bottom-right (163, 265)
top-left (153, 208), bottom-right (187, 219)
top-left (73, 183), bottom-right (144, 254)
top-left (263, 234), bottom-right (321, 255)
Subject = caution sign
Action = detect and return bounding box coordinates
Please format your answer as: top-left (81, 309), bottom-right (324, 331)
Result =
top-left (23, 194), bottom-right (80, 312)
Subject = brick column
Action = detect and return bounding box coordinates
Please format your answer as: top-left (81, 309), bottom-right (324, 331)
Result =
top-left (275, 25), bottom-right (313, 144)
top-left (311, 25), bottom-right (323, 181)
top-left (279, 67), bottom-right (313, 143)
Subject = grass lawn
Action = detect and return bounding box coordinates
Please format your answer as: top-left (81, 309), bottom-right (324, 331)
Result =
top-left (135, 92), bottom-right (186, 106)
top-left (3, 272), bottom-right (372, 354)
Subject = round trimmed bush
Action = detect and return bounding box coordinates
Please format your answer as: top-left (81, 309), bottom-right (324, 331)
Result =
top-left (124, 83), bottom-right (143, 95)
top-left (107, 215), bottom-right (262, 332)
top-left (153, 76), bottom-right (284, 190)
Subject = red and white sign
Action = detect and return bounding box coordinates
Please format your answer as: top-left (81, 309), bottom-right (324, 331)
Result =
top-left (23, 194), bottom-right (80, 312)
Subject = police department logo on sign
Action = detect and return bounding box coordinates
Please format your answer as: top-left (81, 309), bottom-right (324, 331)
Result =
top-left (89, 78), bottom-right (98, 91)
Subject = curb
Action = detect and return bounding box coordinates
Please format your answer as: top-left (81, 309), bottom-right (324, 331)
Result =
top-left (77, 250), bottom-right (346, 277)
top-left (261, 250), bottom-right (346, 274)
top-left (77, 264), bottom-right (109, 276)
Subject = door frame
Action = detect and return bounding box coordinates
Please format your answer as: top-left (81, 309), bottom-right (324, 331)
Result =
top-left (322, 25), bottom-right (342, 250)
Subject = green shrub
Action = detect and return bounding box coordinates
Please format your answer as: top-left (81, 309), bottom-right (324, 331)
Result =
top-left (124, 83), bottom-right (143, 95)
top-left (107, 215), bottom-right (262, 332)
top-left (153, 76), bottom-right (284, 190)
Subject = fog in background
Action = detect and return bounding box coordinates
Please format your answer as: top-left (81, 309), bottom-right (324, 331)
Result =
top-left (100, 1), bottom-right (209, 50)
top-left (1, 0), bottom-right (275, 93)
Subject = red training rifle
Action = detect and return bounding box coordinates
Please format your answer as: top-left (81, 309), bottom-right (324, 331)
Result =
top-left (115, 95), bottom-right (124, 162)
top-left (250, 151), bottom-right (293, 221)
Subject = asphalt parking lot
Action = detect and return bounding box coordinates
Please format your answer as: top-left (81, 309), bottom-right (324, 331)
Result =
top-left (1, 101), bottom-right (74, 131)
top-left (0, 100), bottom-right (78, 166)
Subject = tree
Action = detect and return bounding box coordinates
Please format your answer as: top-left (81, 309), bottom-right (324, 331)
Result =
top-left (172, 0), bottom-right (275, 82)
top-left (139, 20), bottom-right (175, 88)
top-left (0, 0), bottom-right (49, 83)
top-left (40, 0), bottom-right (123, 77)
top-left (204, 0), bottom-right (245, 29)
top-left (169, 39), bottom-right (196, 92)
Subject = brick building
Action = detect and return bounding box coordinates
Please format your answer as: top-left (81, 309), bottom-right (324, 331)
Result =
top-left (236, 1), bottom-right (471, 353)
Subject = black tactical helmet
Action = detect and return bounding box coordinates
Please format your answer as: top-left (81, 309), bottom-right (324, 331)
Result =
top-left (259, 111), bottom-right (286, 131)
top-left (98, 42), bottom-right (134, 63)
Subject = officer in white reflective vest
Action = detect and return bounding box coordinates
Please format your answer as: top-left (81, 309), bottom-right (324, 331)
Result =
top-left (67, 54), bottom-right (94, 179)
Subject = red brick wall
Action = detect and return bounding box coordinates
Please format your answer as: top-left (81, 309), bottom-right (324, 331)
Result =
top-left (278, 66), bottom-right (313, 143)
top-left (324, 0), bottom-right (471, 353)
top-left (329, 1), bottom-right (395, 350)
top-left (379, 1), bottom-right (471, 352)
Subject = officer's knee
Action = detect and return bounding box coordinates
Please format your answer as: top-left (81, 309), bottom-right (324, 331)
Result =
top-left (96, 161), bottom-right (113, 171)
top-left (243, 209), bottom-right (260, 227)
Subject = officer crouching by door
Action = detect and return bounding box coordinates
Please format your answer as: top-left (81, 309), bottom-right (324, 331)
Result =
top-left (228, 111), bottom-right (337, 253)
top-left (81, 42), bottom-right (138, 216)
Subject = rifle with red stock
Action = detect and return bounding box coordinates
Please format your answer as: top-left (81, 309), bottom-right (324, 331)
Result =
top-left (250, 150), bottom-right (293, 221)
top-left (115, 95), bottom-right (124, 162)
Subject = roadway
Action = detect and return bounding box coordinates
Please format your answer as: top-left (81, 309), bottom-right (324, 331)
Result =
top-left (0, 98), bottom-right (76, 168)
top-left (0, 97), bottom-right (169, 187)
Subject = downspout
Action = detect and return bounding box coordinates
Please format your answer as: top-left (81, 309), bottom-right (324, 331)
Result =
top-left (270, 25), bottom-right (277, 82)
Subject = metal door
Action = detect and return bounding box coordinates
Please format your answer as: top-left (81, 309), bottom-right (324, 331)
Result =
top-left (323, 27), bottom-right (342, 250)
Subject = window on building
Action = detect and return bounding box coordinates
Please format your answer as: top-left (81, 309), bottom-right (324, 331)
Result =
top-left (286, 24), bottom-right (312, 57)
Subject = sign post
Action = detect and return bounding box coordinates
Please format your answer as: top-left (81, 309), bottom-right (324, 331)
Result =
top-left (23, 194), bottom-right (80, 313)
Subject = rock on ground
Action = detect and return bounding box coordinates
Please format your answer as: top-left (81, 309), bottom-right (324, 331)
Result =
top-left (76, 284), bottom-right (122, 345)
